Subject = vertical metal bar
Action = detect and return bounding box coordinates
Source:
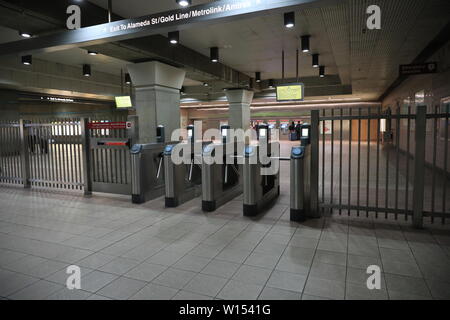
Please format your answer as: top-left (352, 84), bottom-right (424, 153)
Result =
top-left (321, 109), bottom-right (325, 203)
top-left (19, 120), bottom-right (30, 188)
top-left (442, 108), bottom-right (449, 224)
top-left (431, 105), bottom-right (438, 223)
top-left (376, 106), bottom-right (381, 219)
top-left (81, 118), bottom-right (92, 195)
top-left (339, 108), bottom-right (343, 215)
top-left (394, 106), bottom-right (401, 219)
top-left (296, 49), bottom-right (299, 82)
top-left (366, 107), bottom-right (371, 217)
top-left (385, 109), bottom-right (391, 219)
top-left (282, 50), bottom-right (285, 82)
top-left (412, 105), bottom-right (427, 228)
top-left (310, 110), bottom-right (320, 218)
top-left (357, 107), bottom-right (361, 216)
top-left (330, 109), bottom-right (334, 205)
top-left (348, 108), bottom-right (352, 216)
top-left (404, 106), bottom-right (411, 220)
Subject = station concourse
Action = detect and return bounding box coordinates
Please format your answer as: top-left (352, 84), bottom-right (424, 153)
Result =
top-left (0, 0), bottom-right (449, 302)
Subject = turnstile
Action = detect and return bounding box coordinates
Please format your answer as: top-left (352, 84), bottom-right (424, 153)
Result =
top-left (290, 138), bottom-right (311, 221)
top-left (243, 125), bottom-right (280, 216)
top-left (201, 125), bottom-right (242, 212)
top-left (130, 143), bottom-right (165, 204)
top-left (164, 140), bottom-right (211, 208)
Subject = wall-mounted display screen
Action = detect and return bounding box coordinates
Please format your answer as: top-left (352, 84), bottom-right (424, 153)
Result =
top-left (276, 83), bottom-right (304, 102)
top-left (115, 96), bottom-right (132, 108)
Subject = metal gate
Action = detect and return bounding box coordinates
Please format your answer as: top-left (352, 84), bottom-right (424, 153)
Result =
top-left (0, 118), bottom-right (84, 190)
top-left (85, 116), bottom-right (137, 195)
top-left (0, 121), bottom-right (22, 185)
top-left (310, 105), bottom-right (449, 228)
top-left (0, 116), bottom-right (137, 196)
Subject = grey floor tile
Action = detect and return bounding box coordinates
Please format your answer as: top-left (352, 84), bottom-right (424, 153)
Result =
top-left (346, 266), bottom-right (385, 288)
top-left (313, 250), bottom-right (347, 266)
top-left (232, 265), bottom-right (272, 286)
top-left (125, 262), bottom-right (167, 282)
top-left (146, 250), bottom-right (184, 266)
top-left (304, 277), bottom-right (345, 300)
top-left (266, 270), bottom-right (307, 293)
top-left (216, 248), bottom-right (251, 264)
top-left (388, 290), bottom-right (433, 300)
top-left (345, 283), bottom-right (388, 300)
top-left (382, 260), bottom-right (422, 278)
top-left (244, 252), bottom-right (280, 270)
top-left (0, 270), bottom-right (39, 297)
top-left (130, 283), bottom-right (179, 300)
top-left (153, 268), bottom-right (196, 290)
top-left (173, 254), bottom-right (211, 272)
top-left (217, 280), bottom-right (263, 300)
top-left (45, 288), bottom-right (92, 300)
top-left (424, 279), bottom-right (450, 299)
top-left (98, 257), bottom-right (141, 275)
top-left (97, 277), bottom-right (147, 300)
top-left (77, 252), bottom-right (117, 269)
top-left (9, 280), bottom-right (63, 300)
top-left (301, 294), bottom-right (332, 300)
top-left (79, 270), bottom-right (118, 293)
top-left (172, 290), bottom-right (213, 300)
top-left (348, 254), bottom-right (383, 270)
top-left (200, 259), bottom-right (240, 279)
top-left (189, 244), bottom-right (222, 259)
top-left (310, 261), bottom-right (347, 282)
top-left (258, 286), bottom-right (301, 300)
top-left (183, 274), bottom-right (228, 297)
top-left (86, 294), bottom-right (112, 300)
top-left (288, 236), bottom-right (319, 249)
top-left (385, 274), bottom-right (431, 298)
top-left (275, 257), bottom-right (311, 275)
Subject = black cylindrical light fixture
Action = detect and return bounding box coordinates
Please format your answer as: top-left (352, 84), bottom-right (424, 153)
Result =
top-left (168, 31), bottom-right (179, 44)
top-left (284, 12), bottom-right (295, 28)
top-left (312, 54), bottom-right (319, 68)
top-left (176, 0), bottom-right (191, 7)
top-left (268, 79), bottom-right (275, 89)
top-left (255, 72), bottom-right (261, 83)
top-left (301, 35), bottom-right (310, 53)
top-left (210, 47), bottom-right (219, 63)
top-left (83, 64), bottom-right (91, 77)
top-left (21, 55), bottom-right (32, 65)
top-left (125, 73), bottom-right (131, 84)
top-left (87, 50), bottom-right (98, 56)
top-left (319, 65), bottom-right (325, 78)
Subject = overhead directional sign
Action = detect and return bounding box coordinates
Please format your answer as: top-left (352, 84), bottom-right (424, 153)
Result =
top-left (399, 62), bottom-right (438, 76)
top-left (0, 0), bottom-right (338, 56)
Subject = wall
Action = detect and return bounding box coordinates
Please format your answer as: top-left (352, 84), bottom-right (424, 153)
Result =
top-left (382, 39), bottom-right (450, 172)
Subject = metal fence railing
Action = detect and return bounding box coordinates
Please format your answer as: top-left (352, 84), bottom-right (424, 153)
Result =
top-left (310, 105), bottom-right (449, 227)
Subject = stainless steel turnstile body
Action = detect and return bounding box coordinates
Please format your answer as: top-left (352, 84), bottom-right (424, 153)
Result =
top-left (130, 143), bottom-right (165, 204)
top-left (202, 142), bottom-right (242, 212)
top-left (164, 142), bottom-right (210, 207)
top-left (290, 144), bottom-right (311, 221)
top-left (243, 143), bottom-right (280, 216)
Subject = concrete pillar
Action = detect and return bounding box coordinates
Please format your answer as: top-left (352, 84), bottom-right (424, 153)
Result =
top-left (127, 61), bottom-right (186, 143)
top-left (225, 89), bottom-right (254, 130)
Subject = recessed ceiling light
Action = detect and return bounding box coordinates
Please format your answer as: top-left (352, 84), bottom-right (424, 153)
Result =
top-left (87, 50), bottom-right (98, 56)
top-left (176, 0), bottom-right (191, 7)
top-left (19, 31), bottom-right (32, 38)
top-left (168, 31), bottom-right (179, 45)
top-left (210, 47), bottom-right (219, 63)
top-left (21, 55), bottom-right (32, 65)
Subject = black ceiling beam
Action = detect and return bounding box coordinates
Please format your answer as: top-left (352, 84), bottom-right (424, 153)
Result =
top-left (0, 0), bottom-right (338, 56)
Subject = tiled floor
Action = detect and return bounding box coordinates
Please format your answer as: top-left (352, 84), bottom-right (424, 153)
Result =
top-left (0, 141), bottom-right (449, 300)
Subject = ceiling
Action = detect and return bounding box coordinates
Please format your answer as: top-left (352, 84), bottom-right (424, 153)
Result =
top-left (88, 0), bottom-right (450, 101)
top-left (0, 0), bottom-right (449, 102)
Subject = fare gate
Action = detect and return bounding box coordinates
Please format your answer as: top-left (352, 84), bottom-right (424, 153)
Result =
top-left (0, 116), bottom-right (137, 196)
top-left (309, 105), bottom-right (449, 228)
top-left (85, 117), bottom-right (137, 195)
